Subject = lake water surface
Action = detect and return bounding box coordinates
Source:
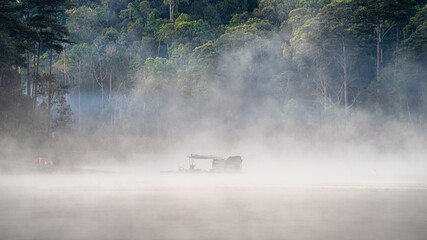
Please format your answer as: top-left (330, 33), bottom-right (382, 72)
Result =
top-left (1, 174), bottom-right (426, 240)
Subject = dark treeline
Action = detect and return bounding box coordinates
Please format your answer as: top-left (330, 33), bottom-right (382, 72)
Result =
top-left (0, 0), bottom-right (426, 142)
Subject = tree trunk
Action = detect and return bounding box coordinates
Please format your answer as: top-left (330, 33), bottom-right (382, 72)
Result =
top-left (0, 70), bottom-right (2, 88)
top-left (323, 82), bottom-right (327, 111)
top-left (101, 84), bottom-right (104, 106)
top-left (406, 98), bottom-right (413, 125)
top-left (63, 51), bottom-right (66, 83)
top-left (35, 27), bottom-right (42, 107)
top-left (394, 23), bottom-right (399, 79)
top-left (78, 63), bottom-right (81, 126)
top-left (27, 51), bottom-right (31, 96)
top-left (376, 20), bottom-right (380, 81)
top-left (36, 42), bottom-right (41, 75)
top-left (25, 8), bottom-right (31, 97)
top-left (36, 27), bottom-right (42, 75)
top-left (48, 90), bottom-right (52, 136)
top-left (48, 78), bottom-right (52, 137)
top-left (166, 43), bottom-right (170, 59)
top-left (48, 28), bottom-right (54, 137)
top-left (49, 29), bottom-right (54, 75)
top-left (100, 61), bottom-right (104, 106)
top-left (109, 68), bottom-right (112, 100)
top-left (63, 51), bottom-right (69, 104)
top-left (169, 0), bottom-right (174, 21)
top-left (33, 51), bottom-right (36, 98)
top-left (342, 37), bottom-right (348, 119)
top-left (156, 102), bottom-right (160, 139)
top-left (380, 23), bottom-right (383, 68)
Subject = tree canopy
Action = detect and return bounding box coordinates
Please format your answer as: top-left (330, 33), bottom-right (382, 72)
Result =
top-left (1, 0), bottom-right (426, 140)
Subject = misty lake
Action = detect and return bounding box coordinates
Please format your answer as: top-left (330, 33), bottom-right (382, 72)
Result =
top-left (1, 174), bottom-right (426, 240)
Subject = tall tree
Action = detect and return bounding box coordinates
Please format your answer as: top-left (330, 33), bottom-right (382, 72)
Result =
top-left (318, 0), bottom-right (355, 118)
top-left (166, 0), bottom-right (176, 21)
top-left (69, 43), bottom-right (90, 125)
top-left (388, 0), bottom-right (418, 67)
top-left (0, 0), bottom-right (39, 68)
top-left (31, 0), bottom-right (73, 136)
top-left (354, 0), bottom-right (407, 81)
top-left (0, 0), bottom-right (39, 93)
top-left (402, 5), bottom-right (427, 64)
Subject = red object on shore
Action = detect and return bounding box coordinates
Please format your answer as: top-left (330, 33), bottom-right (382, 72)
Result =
top-left (35, 157), bottom-right (53, 165)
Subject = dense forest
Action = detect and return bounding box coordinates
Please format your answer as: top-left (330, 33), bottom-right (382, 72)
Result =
top-left (0, 0), bottom-right (426, 144)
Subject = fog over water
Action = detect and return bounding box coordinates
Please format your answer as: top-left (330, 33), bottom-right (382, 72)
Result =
top-left (1, 131), bottom-right (427, 240)
top-left (2, 90), bottom-right (427, 240)
top-left (2, 104), bottom-right (427, 240)
top-left (1, 173), bottom-right (427, 240)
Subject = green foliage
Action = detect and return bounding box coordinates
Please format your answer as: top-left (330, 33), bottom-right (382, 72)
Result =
top-left (191, 41), bottom-right (218, 66)
top-left (203, 5), bottom-right (221, 25)
top-left (170, 43), bottom-right (192, 67)
top-left (1, 0), bottom-right (427, 138)
top-left (0, 0), bottom-right (39, 67)
top-left (192, 19), bottom-right (214, 42)
top-left (229, 12), bottom-right (251, 26)
top-left (295, 0), bottom-right (331, 10)
top-left (67, 6), bottom-right (107, 43)
top-left (144, 57), bottom-right (174, 80)
top-left (318, 0), bottom-right (355, 41)
top-left (53, 88), bottom-right (73, 130)
top-left (0, 89), bottom-right (48, 137)
top-left (174, 20), bottom-right (193, 41)
top-left (287, 8), bottom-right (313, 33)
top-left (215, 17), bottom-right (275, 52)
top-left (403, 5), bottom-right (427, 62)
top-left (103, 27), bottom-right (119, 42)
top-left (175, 13), bottom-right (191, 23)
top-left (255, 0), bottom-right (287, 24)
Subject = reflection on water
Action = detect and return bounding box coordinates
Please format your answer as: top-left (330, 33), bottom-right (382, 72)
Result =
top-left (1, 174), bottom-right (426, 240)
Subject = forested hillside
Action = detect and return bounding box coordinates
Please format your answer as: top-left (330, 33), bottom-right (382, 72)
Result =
top-left (1, 0), bottom-right (426, 142)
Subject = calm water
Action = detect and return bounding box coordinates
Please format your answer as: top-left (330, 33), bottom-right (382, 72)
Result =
top-left (1, 174), bottom-right (426, 240)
